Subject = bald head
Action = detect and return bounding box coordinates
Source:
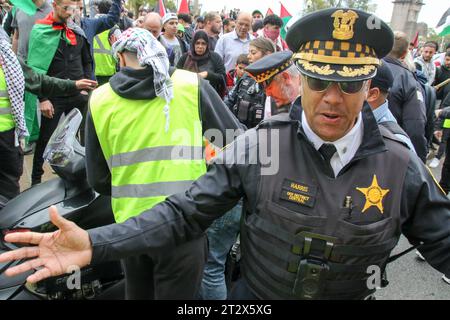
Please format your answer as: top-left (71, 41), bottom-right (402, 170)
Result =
top-left (235, 12), bottom-right (252, 39)
top-left (143, 12), bottom-right (163, 39)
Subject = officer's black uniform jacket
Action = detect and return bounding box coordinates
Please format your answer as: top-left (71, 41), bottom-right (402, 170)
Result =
top-left (383, 56), bottom-right (428, 162)
top-left (87, 100), bottom-right (450, 299)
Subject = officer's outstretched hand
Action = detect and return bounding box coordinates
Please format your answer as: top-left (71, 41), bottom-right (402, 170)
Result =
top-left (0, 206), bottom-right (92, 284)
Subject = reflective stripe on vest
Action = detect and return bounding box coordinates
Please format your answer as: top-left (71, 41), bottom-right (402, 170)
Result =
top-left (93, 30), bottom-right (116, 77)
top-left (90, 69), bottom-right (206, 223)
top-left (107, 145), bottom-right (204, 169)
top-left (0, 68), bottom-right (14, 132)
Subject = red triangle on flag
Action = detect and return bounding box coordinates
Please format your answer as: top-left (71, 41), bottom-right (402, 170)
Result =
top-left (157, 0), bottom-right (166, 17)
top-left (411, 31), bottom-right (419, 48)
top-left (266, 8), bottom-right (274, 16)
top-left (178, 0), bottom-right (189, 14)
top-left (280, 2), bottom-right (292, 18)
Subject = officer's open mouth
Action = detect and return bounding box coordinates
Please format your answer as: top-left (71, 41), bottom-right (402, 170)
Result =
top-left (322, 113), bottom-right (340, 120)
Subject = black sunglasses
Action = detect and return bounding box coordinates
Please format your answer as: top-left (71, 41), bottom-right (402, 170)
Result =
top-left (303, 75), bottom-right (367, 95)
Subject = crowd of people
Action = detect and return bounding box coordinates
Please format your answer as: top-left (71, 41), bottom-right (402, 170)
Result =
top-left (0, 0), bottom-right (449, 300)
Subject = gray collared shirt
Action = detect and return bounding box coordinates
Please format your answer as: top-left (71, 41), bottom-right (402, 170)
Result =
top-left (214, 30), bottom-right (254, 72)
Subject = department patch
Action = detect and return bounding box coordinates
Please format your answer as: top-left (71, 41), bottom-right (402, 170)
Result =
top-left (280, 189), bottom-right (315, 208)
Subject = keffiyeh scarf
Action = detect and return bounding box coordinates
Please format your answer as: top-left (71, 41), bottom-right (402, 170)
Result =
top-left (112, 28), bottom-right (174, 132)
top-left (0, 31), bottom-right (28, 140)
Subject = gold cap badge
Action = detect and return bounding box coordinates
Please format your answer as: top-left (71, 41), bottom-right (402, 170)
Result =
top-left (331, 10), bottom-right (359, 41)
top-left (356, 175), bottom-right (390, 214)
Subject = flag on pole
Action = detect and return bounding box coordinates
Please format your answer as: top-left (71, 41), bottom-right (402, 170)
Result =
top-left (436, 8), bottom-right (450, 37)
top-left (280, 2), bottom-right (292, 40)
top-left (155, 0), bottom-right (166, 18)
top-left (9, 0), bottom-right (36, 15)
top-left (410, 31), bottom-right (419, 48)
top-left (266, 8), bottom-right (274, 16)
top-left (178, 0), bottom-right (189, 14)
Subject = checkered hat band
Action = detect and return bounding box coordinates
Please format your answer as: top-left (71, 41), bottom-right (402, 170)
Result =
top-left (252, 60), bottom-right (293, 83)
top-left (300, 41), bottom-right (377, 59)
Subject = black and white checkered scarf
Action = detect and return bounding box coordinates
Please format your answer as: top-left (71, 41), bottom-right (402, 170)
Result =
top-left (112, 28), bottom-right (174, 132)
top-left (0, 30), bottom-right (28, 139)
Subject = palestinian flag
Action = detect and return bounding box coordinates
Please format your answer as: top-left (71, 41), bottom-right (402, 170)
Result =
top-left (437, 7), bottom-right (450, 37)
top-left (9, 0), bottom-right (36, 16)
top-left (280, 2), bottom-right (292, 40)
top-left (266, 8), bottom-right (274, 16)
top-left (178, 0), bottom-right (189, 14)
top-left (155, 0), bottom-right (166, 18)
top-left (24, 12), bottom-right (77, 142)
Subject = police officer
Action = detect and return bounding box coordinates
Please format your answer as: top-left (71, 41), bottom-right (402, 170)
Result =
top-left (366, 61), bottom-right (416, 151)
top-left (1, 8), bottom-right (449, 300)
top-left (224, 37), bottom-right (275, 128)
top-left (245, 50), bottom-right (301, 116)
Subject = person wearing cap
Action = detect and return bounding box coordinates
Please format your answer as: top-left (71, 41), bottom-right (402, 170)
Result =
top-left (246, 50), bottom-right (300, 116)
top-left (1, 9), bottom-right (450, 300)
top-left (365, 62), bottom-right (415, 152)
top-left (160, 12), bottom-right (188, 66)
top-left (252, 10), bottom-right (263, 22)
top-left (224, 37), bottom-right (275, 128)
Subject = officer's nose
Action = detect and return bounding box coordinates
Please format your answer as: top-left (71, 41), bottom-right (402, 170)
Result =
top-left (322, 83), bottom-right (344, 106)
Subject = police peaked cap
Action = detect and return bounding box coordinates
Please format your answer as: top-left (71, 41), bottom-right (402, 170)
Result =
top-left (286, 8), bottom-right (394, 82)
top-left (245, 50), bottom-right (294, 83)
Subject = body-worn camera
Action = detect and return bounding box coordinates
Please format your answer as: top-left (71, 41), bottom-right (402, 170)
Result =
top-left (291, 232), bottom-right (336, 299)
top-left (292, 258), bottom-right (329, 299)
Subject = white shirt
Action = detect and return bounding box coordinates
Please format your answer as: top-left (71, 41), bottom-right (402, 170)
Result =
top-left (301, 111), bottom-right (364, 177)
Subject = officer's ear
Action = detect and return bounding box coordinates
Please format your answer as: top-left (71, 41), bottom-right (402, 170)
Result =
top-left (366, 85), bottom-right (379, 103)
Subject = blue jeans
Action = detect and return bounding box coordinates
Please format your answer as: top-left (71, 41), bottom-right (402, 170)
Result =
top-left (198, 203), bottom-right (242, 300)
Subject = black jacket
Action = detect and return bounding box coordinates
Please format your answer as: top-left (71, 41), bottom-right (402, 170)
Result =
top-left (176, 51), bottom-right (226, 97)
top-left (85, 66), bottom-right (244, 195)
top-left (87, 104), bottom-right (450, 287)
top-left (384, 56), bottom-right (428, 162)
top-left (40, 27), bottom-right (93, 104)
top-left (435, 65), bottom-right (450, 104)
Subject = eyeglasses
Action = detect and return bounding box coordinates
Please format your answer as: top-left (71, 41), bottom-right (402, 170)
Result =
top-left (303, 75), bottom-right (367, 95)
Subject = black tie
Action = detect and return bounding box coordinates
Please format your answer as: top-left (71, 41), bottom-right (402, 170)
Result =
top-left (319, 143), bottom-right (337, 178)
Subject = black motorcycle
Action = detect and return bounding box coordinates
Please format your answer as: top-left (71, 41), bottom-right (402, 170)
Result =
top-left (0, 109), bottom-right (124, 300)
